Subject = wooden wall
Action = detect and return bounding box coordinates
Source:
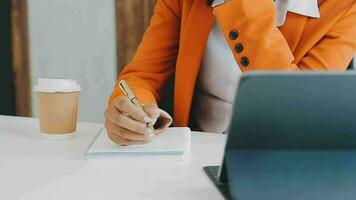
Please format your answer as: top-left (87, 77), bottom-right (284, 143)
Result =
top-left (116, 0), bottom-right (157, 74)
top-left (11, 0), bottom-right (31, 116)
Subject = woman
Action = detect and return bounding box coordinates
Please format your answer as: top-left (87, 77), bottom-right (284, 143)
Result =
top-left (105, 0), bottom-right (356, 145)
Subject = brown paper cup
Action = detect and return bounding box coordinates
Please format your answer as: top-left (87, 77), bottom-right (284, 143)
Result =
top-left (38, 92), bottom-right (79, 136)
top-left (34, 79), bottom-right (81, 140)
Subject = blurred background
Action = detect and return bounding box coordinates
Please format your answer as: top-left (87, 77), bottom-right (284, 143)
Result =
top-left (0, 0), bottom-right (156, 122)
top-left (0, 0), bottom-right (354, 122)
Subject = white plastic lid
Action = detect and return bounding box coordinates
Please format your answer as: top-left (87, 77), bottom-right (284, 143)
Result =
top-left (34, 79), bottom-right (81, 93)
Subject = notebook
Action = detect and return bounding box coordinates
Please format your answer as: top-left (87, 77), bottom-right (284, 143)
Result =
top-left (86, 127), bottom-right (191, 159)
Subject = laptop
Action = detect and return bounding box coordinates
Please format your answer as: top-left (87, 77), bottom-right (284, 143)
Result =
top-left (204, 72), bottom-right (356, 200)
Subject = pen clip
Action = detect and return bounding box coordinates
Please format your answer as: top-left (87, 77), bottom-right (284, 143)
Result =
top-left (119, 80), bottom-right (137, 102)
top-left (119, 80), bottom-right (128, 96)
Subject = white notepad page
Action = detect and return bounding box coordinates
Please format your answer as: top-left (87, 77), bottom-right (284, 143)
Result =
top-left (86, 127), bottom-right (191, 157)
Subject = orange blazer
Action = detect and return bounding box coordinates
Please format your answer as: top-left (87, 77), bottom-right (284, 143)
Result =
top-left (110, 0), bottom-right (356, 127)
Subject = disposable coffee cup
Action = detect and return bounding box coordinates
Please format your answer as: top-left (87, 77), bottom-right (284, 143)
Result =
top-left (34, 79), bottom-right (81, 139)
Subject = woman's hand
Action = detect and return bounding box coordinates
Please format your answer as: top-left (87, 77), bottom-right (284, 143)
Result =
top-left (104, 96), bottom-right (160, 145)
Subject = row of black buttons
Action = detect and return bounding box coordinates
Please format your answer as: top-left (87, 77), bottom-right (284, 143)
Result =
top-left (229, 29), bottom-right (249, 67)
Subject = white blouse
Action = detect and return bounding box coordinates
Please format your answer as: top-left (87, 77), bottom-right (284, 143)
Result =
top-left (194, 0), bottom-right (320, 133)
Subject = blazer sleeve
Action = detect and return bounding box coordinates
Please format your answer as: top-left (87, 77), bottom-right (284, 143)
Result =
top-left (214, 0), bottom-right (356, 71)
top-left (109, 0), bottom-right (181, 106)
top-left (298, 2), bottom-right (356, 70)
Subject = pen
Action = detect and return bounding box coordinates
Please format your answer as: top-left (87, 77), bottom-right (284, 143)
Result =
top-left (119, 80), bottom-right (154, 130)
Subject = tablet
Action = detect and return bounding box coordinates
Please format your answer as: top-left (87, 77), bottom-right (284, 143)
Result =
top-left (205, 72), bottom-right (356, 200)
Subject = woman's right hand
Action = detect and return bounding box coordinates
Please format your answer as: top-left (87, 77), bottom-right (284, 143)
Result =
top-left (104, 96), bottom-right (160, 145)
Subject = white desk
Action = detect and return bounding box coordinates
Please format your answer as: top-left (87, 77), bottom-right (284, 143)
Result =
top-left (0, 115), bottom-right (226, 200)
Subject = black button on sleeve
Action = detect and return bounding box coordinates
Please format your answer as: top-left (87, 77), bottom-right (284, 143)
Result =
top-left (229, 30), bottom-right (239, 40)
top-left (240, 57), bottom-right (250, 67)
top-left (235, 43), bottom-right (244, 53)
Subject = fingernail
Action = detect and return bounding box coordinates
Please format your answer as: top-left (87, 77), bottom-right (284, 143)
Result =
top-left (144, 127), bottom-right (154, 135)
top-left (143, 116), bottom-right (153, 123)
top-left (145, 128), bottom-right (155, 140)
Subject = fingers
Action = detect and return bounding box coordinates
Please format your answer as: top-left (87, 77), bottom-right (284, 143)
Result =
top-left (106, 107), bottom-right (153, 135)
top-left (114, 96), bottom-right (153, 123)
top-left (143, 104), bottom-right (160, 119)
top-left (104, 97), bottom-right (160, 146)
top-left (106, 122), bottom-right (154, 141)
top-left (107, 130), bottom-right (148, 146)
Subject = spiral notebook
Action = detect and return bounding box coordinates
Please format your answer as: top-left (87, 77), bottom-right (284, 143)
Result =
top-left (86, 127), bottom-right (191, 159)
